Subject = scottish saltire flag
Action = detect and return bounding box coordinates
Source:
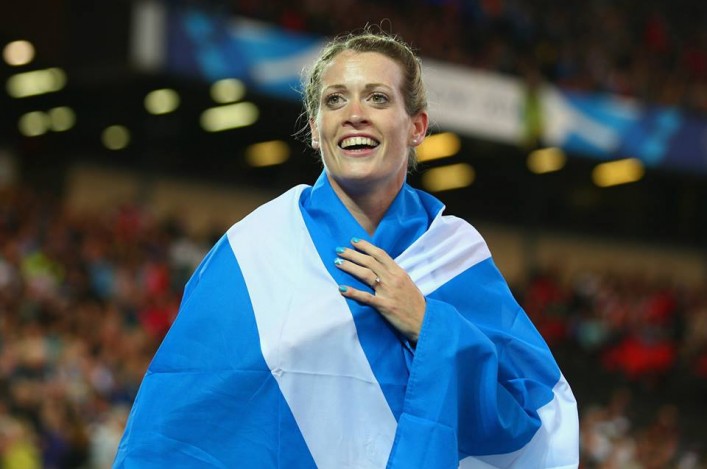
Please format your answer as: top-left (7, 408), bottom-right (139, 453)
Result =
top-left (114, 173), bottom-right (578, 468)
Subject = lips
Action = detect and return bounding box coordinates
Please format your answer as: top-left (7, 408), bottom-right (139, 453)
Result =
top-left (338, 136), bottom-right (380, 150)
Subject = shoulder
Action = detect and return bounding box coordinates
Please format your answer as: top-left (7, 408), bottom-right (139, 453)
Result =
top-left (397, 210), bottom-right (492, 296)
top-left (405, 184), bottom-right (486, 246)
top-left (417, 210), bottom-right (491, 265)
top-left (227, 184), bottom-right (310, 237)
top-left (186, 185), bottom-right (311, 293)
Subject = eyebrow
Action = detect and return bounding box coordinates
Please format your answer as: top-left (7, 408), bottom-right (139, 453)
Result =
top-left (321, 83), bottom-right (394, 94)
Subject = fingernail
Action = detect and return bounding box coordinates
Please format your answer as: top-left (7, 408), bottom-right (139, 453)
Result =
top-left (334, 258), bottom-right (344, 265)
top-left (338, 285), bottom-right (348, 292)
top-left (351, 237), bottom-right (360, 243)
top-left (335, 247), bottom-right (345, 254)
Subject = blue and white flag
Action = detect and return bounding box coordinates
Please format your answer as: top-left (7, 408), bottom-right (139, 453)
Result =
top-left (114, 173), bottom-right (578, 468)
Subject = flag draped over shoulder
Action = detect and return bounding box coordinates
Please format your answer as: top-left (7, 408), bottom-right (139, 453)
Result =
top-left (114, 173), bottom-right (579, 469)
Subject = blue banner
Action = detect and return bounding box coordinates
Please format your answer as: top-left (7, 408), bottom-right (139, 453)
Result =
top-left (166, 6), bottom-right (323, 99)
top-left (544, 90), bottom-right (707, 173)
top-left (161, 4), bottom-right (707, 175)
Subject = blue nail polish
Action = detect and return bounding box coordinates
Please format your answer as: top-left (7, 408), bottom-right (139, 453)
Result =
top-left (334, 258), bottom-right (343, 265)
top-left (338, 285), bottom-right (348, 292)
top-left (351, 237), bottom-right (361, 243)
top-left (335, 247), bottom-right (345, 254)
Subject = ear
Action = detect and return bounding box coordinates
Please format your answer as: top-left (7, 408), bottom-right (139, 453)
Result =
top-left (309, 118), bottom-right (320, 150)
top-left (409, 111), bottom-right (428, 147)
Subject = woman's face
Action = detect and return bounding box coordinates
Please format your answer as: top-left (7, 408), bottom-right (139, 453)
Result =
top-left (310, 50), bottom-right (427, 198)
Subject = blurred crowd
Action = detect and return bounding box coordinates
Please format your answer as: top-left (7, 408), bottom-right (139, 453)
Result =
top-left (228, 0), bottom-right (707, 113)
top-left (0, 185), bottom-right (210, 468)
top-left (0, 182), bottom-right (705, 468)
top-left (522, 268), bottom-right (707, 468)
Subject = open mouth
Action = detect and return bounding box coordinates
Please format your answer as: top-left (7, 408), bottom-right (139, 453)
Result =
top-left (339, 136), bottom-right (380, 151)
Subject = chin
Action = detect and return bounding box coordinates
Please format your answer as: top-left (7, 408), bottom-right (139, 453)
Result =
top-left (329, 162), bottom-right (377, 180)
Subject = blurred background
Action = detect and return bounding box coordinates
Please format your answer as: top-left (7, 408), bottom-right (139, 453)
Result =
top-left (0, 0), bottom-right (705, 467)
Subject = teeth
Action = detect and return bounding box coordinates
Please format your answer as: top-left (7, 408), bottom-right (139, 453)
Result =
top-left (340, 136), bottom-right (379, 148)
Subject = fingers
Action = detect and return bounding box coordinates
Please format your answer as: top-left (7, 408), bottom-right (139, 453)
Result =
top-left (333, 237), bottom-right (410, 300)
top-left (334, 238), bottom-right (385, 287)
top-left (334, 255), bottom-right (379, 288)
top-left (348, 237), bottom-right (394, 267)
top-left (334, 238), bottom-right (425, 343)
top-left (334, 238), bottom-right (394, 285)
top-left (338, 284), bottom-right (377, 305)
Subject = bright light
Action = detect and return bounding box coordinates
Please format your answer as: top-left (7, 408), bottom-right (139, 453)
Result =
top-left (245, 140), bottom-right (290, 167)
top-left (6, 68), bottom-right (67, 98)
top-left (592, 158), bottom-right (644, 187)
top-left (18, 111), bottom-right (49, 137)
top-left (144, 88), bottom-right (180, 115)
top-left (48, 107), bottom-right (76, 132)
top-left (416, 132), bottom-right (461, 162)
top-left (102, 125), bottom-right (131, 150)
top-left (421, 163), bottom-right (475, 192)
top-left (527, 147), bottom-right (566, 174)
top-left (200, 102), bottom-right (259, 132)
top-left (3, 40), bottom-right (35, 66)
top-left (210, 78), bottom-right (245, 103)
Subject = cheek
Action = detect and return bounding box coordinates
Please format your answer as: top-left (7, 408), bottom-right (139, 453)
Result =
top-left (392, 122), bottom-right (413, 149)
top-left (311, 114), bottom-right (326, 139)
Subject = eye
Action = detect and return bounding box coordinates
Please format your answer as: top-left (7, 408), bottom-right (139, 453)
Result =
top-left (324, 93), bottom-right (344, 107)
top-left (369, 93), bottom-right (389, 104)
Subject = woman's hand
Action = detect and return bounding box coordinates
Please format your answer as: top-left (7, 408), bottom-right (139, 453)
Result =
top-left (334, 238), bottom-right (426, 343)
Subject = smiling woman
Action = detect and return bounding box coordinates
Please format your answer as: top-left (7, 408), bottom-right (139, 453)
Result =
top-left (114, 29), bottom-right (579, 469)
top-left (309, 49), bottom-right (428, 234)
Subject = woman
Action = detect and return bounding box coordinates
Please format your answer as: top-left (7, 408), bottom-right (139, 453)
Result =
top-left (114, 30), bottom-right (578, 468)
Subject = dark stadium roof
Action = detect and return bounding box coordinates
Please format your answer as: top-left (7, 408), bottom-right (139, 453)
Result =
top-left (1, 1), bottom-right (705, 248)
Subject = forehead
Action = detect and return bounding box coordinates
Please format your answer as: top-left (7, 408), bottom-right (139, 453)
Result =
top-left (320, 50), bottom-right (404, 90)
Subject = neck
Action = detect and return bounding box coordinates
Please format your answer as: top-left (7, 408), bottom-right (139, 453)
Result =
top-left (327, 175), bottom-right (402, 236)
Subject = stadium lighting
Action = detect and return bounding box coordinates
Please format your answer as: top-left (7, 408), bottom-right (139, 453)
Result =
top-left (144, 88), bottom-right (180, 115)
top-left (421, 163), bottom-right (475, 192)
top-left (6, 68), bottom-right (67, 98)
top-left (18, 107), bottom-right (76, 136)
top-left (48, 106), bottom-right (76, 132)
top-left (3, 40), bottom-right (35, 66)
top-left (527, 147), bottom-right (566, 174)
top-left (102, 125), bottom-right (131, 150)
top-left (18, 111), bottom-right (49, 137)
top-left (592, 158), bottom-right (644, 187)
top-left (416, 132), bottom-right (461, 162)
top-left (210, 78), bottom-right (245, 103)
top-left (245, 140), bottom-right (290, 167)
top-left (200, 102), bottom-right (259, 132)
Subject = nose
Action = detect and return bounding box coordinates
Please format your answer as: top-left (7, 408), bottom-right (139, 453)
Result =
top-left (344, 100), bottom-right (369, 127)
